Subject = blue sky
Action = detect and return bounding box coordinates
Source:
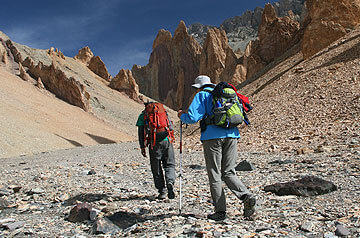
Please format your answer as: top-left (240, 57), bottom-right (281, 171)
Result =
top-left (0, 0), bottom-right (276, 76)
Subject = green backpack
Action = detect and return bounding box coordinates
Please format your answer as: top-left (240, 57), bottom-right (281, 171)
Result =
top-left (203, 82), bottom-right (245, 128)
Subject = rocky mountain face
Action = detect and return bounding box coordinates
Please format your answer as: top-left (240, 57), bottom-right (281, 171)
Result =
top-left (301, 0), bottom-right (360, 59)
top-left (244, 3), bottom-right (302, 79)
top-left (189, 0), bottom-right (306, 52)
top-left (132, 21), bottom-right (202, 109)
top-left (132, 3), bottom-right (303, 109)
top-left (0, 31), bottom-right (146, 147)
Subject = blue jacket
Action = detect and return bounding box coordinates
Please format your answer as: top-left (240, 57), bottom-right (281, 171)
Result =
top-left (180, 87), bottom-right (240, 141)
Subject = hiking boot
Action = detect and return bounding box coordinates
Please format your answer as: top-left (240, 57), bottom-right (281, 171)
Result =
top-left (243, 195), bottom-right (256, 219)
top-left (156, 191), bottom-right (166, 200)
top-left (167, 184), bottom-right (175, 199)
top-left (207, 211), bottom-right (226, 221)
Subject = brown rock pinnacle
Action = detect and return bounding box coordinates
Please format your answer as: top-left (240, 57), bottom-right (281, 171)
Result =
top-left (109, 69), bottom-right (140, 102)
top-left (74, 46), bottom-right (94, 65)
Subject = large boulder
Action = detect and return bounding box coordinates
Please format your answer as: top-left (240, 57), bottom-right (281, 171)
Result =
top-left (264, 176), bottom-right (337, 196)
top-left (302, 0), bottom-right (360, 59)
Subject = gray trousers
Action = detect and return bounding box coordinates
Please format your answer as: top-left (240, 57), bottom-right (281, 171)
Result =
top-left (203, 138), bottom-right (251, 212)
top-left (149, 140), bottom-right (176, 193)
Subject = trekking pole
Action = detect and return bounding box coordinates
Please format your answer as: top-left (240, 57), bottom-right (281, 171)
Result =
top-left (179, 120), bottom-right (183, 215)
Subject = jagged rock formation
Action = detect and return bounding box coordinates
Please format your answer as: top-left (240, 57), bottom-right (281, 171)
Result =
top-left (74, 46), bottom-right (93, 64)
top-left (18, 62), bottom-right (33, 82)
top-left (302, 0), bottom-right (360, 59)
top-left (244, 3), bottom-right (301, 79)
top-left (132, 4), bottom-right (303, 109)
top-left (6, 40), bottom-right (91, 111)
top-left (109, 69), bottom-right (140, 102)
top-left (199, 28), bottom-right (246, 84)
top-left (189, 0), bottom-right (305, 52)
top-left (132, 21), bottom-right (202, 109)
top-left (0, 31), bottom-right (149, 150)
top-left (75, 47), bottom-right (111, 81)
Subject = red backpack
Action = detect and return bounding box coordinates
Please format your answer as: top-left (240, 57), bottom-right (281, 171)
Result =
top-left (144, 102), bottom-right (175, 148)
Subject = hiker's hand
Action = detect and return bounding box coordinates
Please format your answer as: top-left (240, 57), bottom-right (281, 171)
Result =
top-left (177, 110), bottom-right (184, 118)
top-left (141, 148), bottom-right (147, 157)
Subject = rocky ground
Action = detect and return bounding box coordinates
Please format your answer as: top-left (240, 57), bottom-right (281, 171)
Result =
top-left (0, 141), bottom-right (359, 237)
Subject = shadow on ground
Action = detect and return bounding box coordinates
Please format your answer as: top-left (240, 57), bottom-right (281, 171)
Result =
top-left (85, 133), bottom-right (117, 144)
top-left (64, 193), bottom-right (109, 206)
top-left (108, 211), bottom-right (197, 230)
top-left (55, 134), bottom-right (83, 147)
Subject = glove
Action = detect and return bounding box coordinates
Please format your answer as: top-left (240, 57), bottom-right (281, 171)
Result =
top-left (141, 147), bottom-right (147, 157)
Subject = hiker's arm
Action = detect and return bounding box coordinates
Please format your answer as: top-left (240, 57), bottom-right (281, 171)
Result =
top-left (138, 125), bottom-right (145, 149)
top-left (179, 92), bottom-right (206, 124)
top-left (138, 126), bottom-right (147, 157)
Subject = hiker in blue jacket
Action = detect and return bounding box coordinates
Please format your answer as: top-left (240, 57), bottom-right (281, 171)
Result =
top-left (177, 75), bottom-right (256, 221)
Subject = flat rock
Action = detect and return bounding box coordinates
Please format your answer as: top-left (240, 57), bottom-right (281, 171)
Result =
top-left (264, 176), bottom-right (337, 196)
top-left (235, 160), bottom-right (255, 171)
top-left (93, 217), bottom-right (120, 234)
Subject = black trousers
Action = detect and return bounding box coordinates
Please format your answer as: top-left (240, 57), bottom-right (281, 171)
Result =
top-left (149, 139), bottom-right (176, 193)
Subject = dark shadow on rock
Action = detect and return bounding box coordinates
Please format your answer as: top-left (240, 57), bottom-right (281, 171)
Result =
top-left (188, 164), bottom-right (205, 170)
top-left (108, 211), bottom-right (197, 230)
top-left (64, 193), bottom-right (109, 206)
top-left (306, 33), bottom-right (360, 65)
top-left (111, 194), bottom-right (155, 202)
top-left (250, 59), bottom-right (303, 96)
top-left (108, 211), bottom-right (145, 229)
top-left (309, 39), bottom-right (360, 72)
top-left (85, 133), bottom-right (117, 144)
top-left (55, 134), bottom-right (83, 147)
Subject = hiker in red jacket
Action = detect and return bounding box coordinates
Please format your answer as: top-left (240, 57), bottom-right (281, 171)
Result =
top-left (136, 102), bottom-right (176, 200)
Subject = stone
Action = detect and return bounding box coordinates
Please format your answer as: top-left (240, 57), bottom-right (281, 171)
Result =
top-left (296, 147), bottom-right (315, 155)
top-left (0, 218), bottom-right (16, 225)
top-left (93, 217), bottom-right (120, 234)
top-left (235, 160), bottom-right (256, 171)
top-left (3, 221), bottom-right (25, 231)
top-left (68, 202), bottom-right (92, 222)
top-left (264, 176), bottom-right (337, 196)
top-left (335, 224), bottom-right (350, 237)
top-left (0, 198), bottom-right (9, 210)
top-left (88, 169), bottom-right (96, 175)
top-left (323, 232), bottom-right (338, 238)
top-left (27, 188), bottom-right (45, 195)
top-left (299, 221), bottom-right (314, 232)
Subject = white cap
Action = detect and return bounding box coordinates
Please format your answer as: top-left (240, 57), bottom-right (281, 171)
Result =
top-left (191, 75), bottom-right (215, 89)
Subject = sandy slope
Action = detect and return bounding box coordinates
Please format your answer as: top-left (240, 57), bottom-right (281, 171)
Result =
top-left (0, 67), bottom-right (135, 158)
